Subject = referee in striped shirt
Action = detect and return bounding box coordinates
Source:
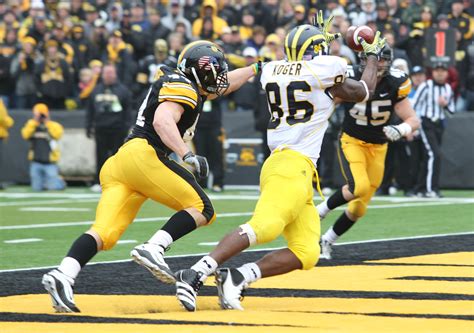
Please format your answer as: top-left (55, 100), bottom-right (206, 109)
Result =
top-left (412, 62), bottom-right (455, 198)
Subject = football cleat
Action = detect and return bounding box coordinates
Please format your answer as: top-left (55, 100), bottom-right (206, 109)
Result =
top-left (215, 268), bottom-right (248, 310)
top-left (131, 243), bottom-right (175, 284)
top-left (42, 269), bottom-right (80, 313)
top-left (175, 269), bottom-right (204, 312)
top-left (320, 239), bottom-right (333, 260)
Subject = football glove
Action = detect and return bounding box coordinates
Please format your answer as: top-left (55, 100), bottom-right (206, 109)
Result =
top-left (183, 152), bottom-right (209, 179)
top-left (314, 10), bottom-right (341, 43)
top-left (383, 123), bottom-right (412, 141)
top-left (359, 31), bottom-right (386, 59)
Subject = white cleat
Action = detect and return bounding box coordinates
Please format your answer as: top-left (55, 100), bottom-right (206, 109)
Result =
top-left (42, 269), bottom-right (80, 313)
top-left (175, 269), bottom-right (204, 312)
top-left (320, 239), bottom-right (333, 260)
top-left (215, 268), bottom-right (248, 310)
top-left (131, 243), bottom-right (175, 284)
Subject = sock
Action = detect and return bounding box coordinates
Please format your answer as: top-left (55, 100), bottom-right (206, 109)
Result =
top-left (237, 262), bottom-right (261, 284)
top-left (191, 255), bottom-right (218, 280)
top-left (65, 233), bottom-right (98, 268)
top-left (332, 212), bottom-right (356, 237)
top-left (159, 210), bottom-right (197, 242)
top-left (147, 230), bottom-right (173, 250)
top-left (58, 257), bottom-right (81, 280)
top-left (322, 227), bottom-right (339, 244)
top-left (327, 188), bottom-right (348, 210)
top-left (317, 199), bottom-right (330, 218)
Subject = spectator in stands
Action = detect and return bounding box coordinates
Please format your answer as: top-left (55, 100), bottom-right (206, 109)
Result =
top-left (246, 26), bottom-right (266, 52)
top-left (175, 20), bottom-right (193, 44)
top-left (70, 24), bottom-right (93, 71)
top-left (375, 3), bottom-right (400, 36)
top-left (167, 31), bottom-right (184, 60)
top-left (448, 0), bottom-right (473, 50)
top-left (385, 30), bottom-right (411, 66)
top-left (86, 63), bottom-right (132, 192)
top-left (83, 3), bottom-right (99, 38)
top-left (51, 23), bottom-right (75, 65)
top-left (70, 0), bottom-right (86, 22)
top-left (260, 33), bottom-right (284, 61)
top-left (192, 0), bottom-right (228, 38)
top-left (78, 67), bottom-right (98, 107)
top-left (146, 8), bottom-right (170, 54)
top-left (120, 10), bottom-right (147, 62)
top-left (21, 103), bottom-right (66, 192)
top-left (238, 9), bottom-right (255, 41)
top-left (288, 5), bottom-right (308, 29)
top-left (135, 39), bottom-right (176, 98)
top-left (102, 30), bottom-right (134, 86)
top-left (89, 19), bottom-right (108, 60)
top-left (130, 1), bottom-right (150, 32)
top-left (401, 0), bottom-right (436, 26)
top-left (396, 22), bottom-right (425, 67)
top-left (0, 28), bottom-right (16, 107)
top-left (162, 0), bottom-right (192, 33)
top-left (0, 99), bottom-right (13, 189)
top-left (351, 0), bottom-right (377, 26)
top-left (386, 0), bottom-right (403, 23)
top-left (105, 3), bottom-right (122, 33)
top-left (0, 9), bottom-right (20, 43)
top-left (35, 39), bottom-right (72, 110)
top-left (10, 37), bottom-right (39, 109)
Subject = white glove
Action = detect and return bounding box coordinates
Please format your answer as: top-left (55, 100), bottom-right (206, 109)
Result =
top-left (383, 123), bottom-right (412, 141)
top-left (183, 152), bottom-right (209, 179)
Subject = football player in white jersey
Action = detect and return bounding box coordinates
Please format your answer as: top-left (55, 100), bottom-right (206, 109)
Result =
top-left (173, 15), bottom-right (387, 311)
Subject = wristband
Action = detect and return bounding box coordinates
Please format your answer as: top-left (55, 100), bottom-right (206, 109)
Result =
top-left (396, 122), bottom-right (412, 136)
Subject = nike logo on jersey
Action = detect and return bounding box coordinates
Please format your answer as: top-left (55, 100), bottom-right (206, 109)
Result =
top-left (380, 93), bottom-right (389, 97)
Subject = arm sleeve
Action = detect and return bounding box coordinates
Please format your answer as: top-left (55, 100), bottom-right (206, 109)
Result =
top-left (21, 119), bottom-right (38, 139)
top-left (46, 121), bottom-right (64, 139)
top-left (445, 85), bottom-right (455, 114)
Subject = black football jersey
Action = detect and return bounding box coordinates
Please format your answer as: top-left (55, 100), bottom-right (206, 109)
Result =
top-left (128, 65), bottom-right (204, 155)
top-left (342, 66), bottom-right (411, 144)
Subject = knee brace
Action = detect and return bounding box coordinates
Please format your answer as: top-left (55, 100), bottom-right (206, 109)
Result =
top-left (239, 223), bottom-right (257, 246)
top-left (348, 199), bottom-right (367, 219)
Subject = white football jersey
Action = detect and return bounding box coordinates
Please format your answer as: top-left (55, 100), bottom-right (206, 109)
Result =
top-left (260, 56), bottom-right (347, 165)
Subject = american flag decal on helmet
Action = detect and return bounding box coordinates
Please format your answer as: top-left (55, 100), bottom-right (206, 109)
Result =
top-left (198, 56), bottom-right (219, 70)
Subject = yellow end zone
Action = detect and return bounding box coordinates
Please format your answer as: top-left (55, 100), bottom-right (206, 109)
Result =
top-left (1, 252), bottom-right (473, 333)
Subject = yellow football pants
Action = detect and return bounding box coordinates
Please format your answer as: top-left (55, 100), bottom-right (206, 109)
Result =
top-left (91, 138), bottom-right (215, 250)
top-left (247, 149), bottom-right (320, 270)
top-left (337, 132), bottom-right (388, 219)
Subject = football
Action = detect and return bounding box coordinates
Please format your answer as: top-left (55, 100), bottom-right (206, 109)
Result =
top-left (345, 25), bottom-right (375, 52)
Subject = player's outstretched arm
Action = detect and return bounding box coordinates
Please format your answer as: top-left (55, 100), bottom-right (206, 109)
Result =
top-left (383, 98), bottom-right (420, 141)
top-left (329, 31), bottom-right (386, 103)
top-left (208, 63), bottom-right (261, 99)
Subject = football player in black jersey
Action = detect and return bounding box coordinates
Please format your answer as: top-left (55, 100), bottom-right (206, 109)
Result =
top-left (42, 40), bottom-right (262, 313)
top-left (317, 46), bottom-right (420, 259)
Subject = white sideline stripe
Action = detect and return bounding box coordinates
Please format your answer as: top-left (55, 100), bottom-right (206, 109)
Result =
top-left (4, 238), bottom-right (43, 244)
top-left (198, 242), bottom-right (219, 246)
top-left (116, 240), bottom-right (137, 245)
top-left (0, 199), bottom-right (99, 207)
top-left (0, 212), bottom-right (254, 230)
top-left (1, 231), bottom-right (473, 273)
top-left (19, 207), bottom-right (91, 212)
top-left (2, 199), bottom-right (473, 231)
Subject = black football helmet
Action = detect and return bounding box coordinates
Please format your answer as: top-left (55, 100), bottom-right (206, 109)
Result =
top-left (177, 41), bottom-right (229, 96)
top-left (359, 45), bottom-right (393, 77)
top-left (284, 24), bottom-right (329, 61)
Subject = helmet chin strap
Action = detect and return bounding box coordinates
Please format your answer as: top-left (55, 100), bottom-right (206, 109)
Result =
top-left (191, 67), bottom-right (203, 89)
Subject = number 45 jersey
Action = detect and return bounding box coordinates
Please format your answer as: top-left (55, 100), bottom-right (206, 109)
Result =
top-left (342, 66), bottom-right (411, 144)
top-left (260, 56), bottom-right (347, 165)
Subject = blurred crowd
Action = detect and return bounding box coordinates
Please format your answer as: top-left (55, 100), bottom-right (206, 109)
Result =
top-left (0, 0), bottom-right (473, 193)
top-left (0, 0), bottom-right (472, 111)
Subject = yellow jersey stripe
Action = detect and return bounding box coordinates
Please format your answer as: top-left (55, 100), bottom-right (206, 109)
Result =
top-left (163, 82), bottom-right (197, 93)
top-left (284, 32), bottom-right (291, 61)
top-left (159, 86), bottom-right (198, 105)
top-left (398, 79), bottom-right (412, 97)
top-left (159, 96), bottom-right (196, 108)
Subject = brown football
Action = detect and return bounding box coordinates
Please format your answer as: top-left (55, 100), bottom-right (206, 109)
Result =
top-left (345, 25), bottom-right (375, 52)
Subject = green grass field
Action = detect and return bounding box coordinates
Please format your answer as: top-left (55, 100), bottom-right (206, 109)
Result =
top-left (1, 186), bottom-right (473, 270)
